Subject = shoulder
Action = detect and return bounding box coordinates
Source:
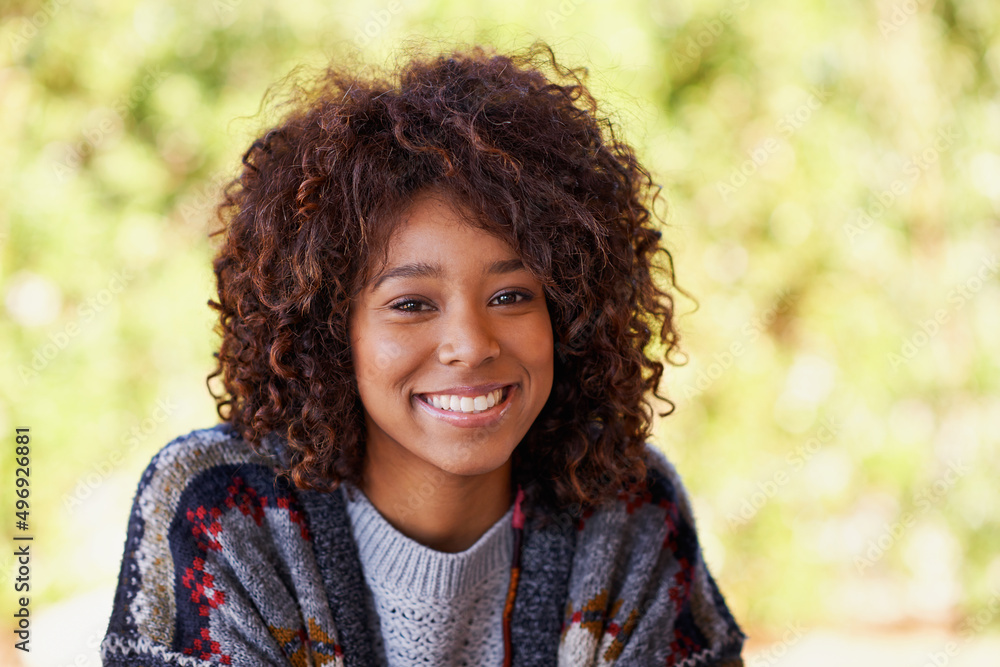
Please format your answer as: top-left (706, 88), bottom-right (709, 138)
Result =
top-left (138, 422), bottom-right (267, 484)
top-left (571, 443), bottom-right (697, 534)
top-left (638, 441), bottom-right (700, 535)
top-left (128, 422), bottom-right (307, 553)
top-left (131, 423), bottom-right (291, 507)
top-left (570, 442), bottom-right (700, 564)
top-left (105, 424), bottom-right (325, 662)
top-left (560, 443), bottom-right (745, 664)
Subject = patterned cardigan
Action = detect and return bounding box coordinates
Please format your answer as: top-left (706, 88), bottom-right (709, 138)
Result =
top-left (101, 423), bottom-right (745, 666)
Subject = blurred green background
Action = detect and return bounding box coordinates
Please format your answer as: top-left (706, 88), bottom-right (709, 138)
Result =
top-left (2, 0), bottom-right (999, 664)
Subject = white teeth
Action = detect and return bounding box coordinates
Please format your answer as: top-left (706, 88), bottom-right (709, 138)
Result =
top-left (423, 388), bottom-right (505, 414)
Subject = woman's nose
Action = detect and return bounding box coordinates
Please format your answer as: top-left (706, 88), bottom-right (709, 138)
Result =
top-left (437, 305), bottom-right (501, 367)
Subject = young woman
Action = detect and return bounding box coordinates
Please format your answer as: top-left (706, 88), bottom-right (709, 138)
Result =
top-left (102, 43), bottom-right (745, 666)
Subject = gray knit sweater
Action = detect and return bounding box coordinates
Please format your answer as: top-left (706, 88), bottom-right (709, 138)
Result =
top-left (341, 482), bottom-right (513, 665)
top-left (101, 423), bottom-right (745, 666)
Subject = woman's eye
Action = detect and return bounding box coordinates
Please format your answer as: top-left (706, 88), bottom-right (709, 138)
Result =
top-left (492, 290), bottom-right (531, 306)
top-left (390, 299), bottom-right (428, 312)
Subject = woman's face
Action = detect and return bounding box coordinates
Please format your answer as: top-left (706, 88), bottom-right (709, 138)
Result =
top-left (349, 190), bottom-right (554, 482)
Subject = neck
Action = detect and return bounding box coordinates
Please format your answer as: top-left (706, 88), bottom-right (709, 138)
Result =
top-left (360, 445), bottom-right (513, 553)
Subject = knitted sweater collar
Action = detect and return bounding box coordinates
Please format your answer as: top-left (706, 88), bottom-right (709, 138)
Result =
top-left (297, 482), bottom-right (577, 667)
top-left (340, 482), bottom-right (515, 599)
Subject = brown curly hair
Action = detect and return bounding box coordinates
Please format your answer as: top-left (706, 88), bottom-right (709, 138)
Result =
top-left (207, 42), bottom-right (683, 518)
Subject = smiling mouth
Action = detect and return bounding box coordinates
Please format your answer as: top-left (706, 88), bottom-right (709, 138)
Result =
top-left (416, 386), bottom-right (512, 414)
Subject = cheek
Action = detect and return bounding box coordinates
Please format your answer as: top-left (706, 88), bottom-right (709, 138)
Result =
top-left (519, 313), bottom-right (555, 381)
top-left (352, 322), bottom-right (425, 394)
top-left (368, 336), bottom-right (407, 377)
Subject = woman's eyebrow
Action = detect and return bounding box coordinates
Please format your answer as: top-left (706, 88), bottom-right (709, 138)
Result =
top-left (371, 258), bottom-right (526, 291)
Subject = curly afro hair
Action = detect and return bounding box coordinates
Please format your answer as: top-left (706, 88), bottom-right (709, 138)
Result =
top-left (207, 42), bottom-right (683, 518)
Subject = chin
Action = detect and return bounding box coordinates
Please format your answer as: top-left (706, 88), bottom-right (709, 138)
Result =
top-left (426, 442), bottom-right (514, 478)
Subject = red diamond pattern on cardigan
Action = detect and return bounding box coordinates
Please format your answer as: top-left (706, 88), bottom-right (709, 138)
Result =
top-left (276, 495), bottom-right (310, 541)
top-left (616, 487), bottom-right (653, 515)
top-left (224, 475), bottom-right (267, 525)
top-left (186, 505), bottom-right (224, 552)
top-left (182, 556), bottom-right (228, 616)
top-left (177, 472), bottom-right (324, 664)
top-left (180, 562), bottom-right (231, 663)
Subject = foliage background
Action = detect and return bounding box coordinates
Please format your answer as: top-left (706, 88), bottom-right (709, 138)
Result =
top-left (1, 0), bottom-right (998, 664)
